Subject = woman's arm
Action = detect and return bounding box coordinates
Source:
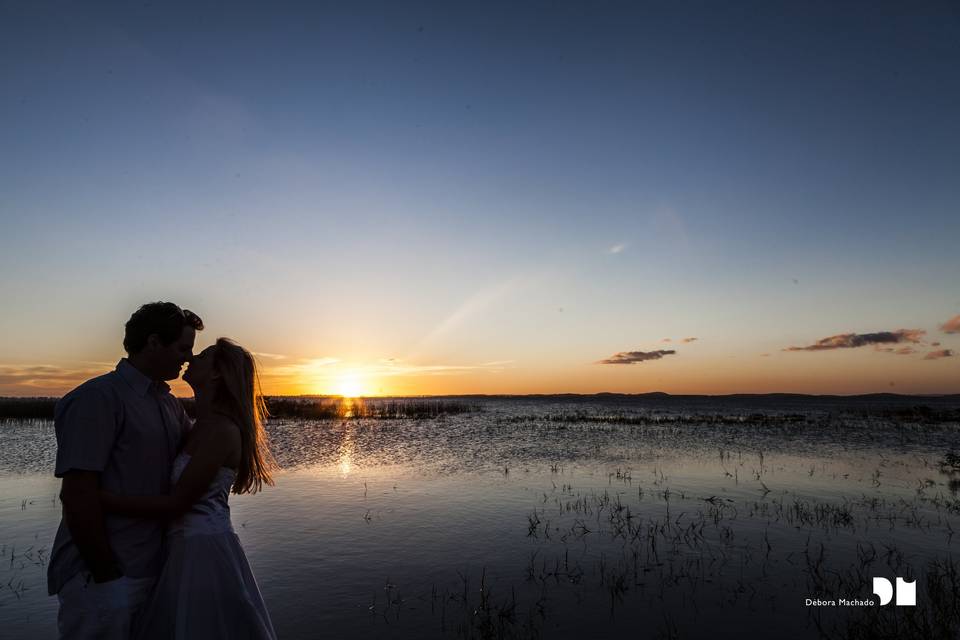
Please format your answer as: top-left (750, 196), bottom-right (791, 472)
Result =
top-left (100, 420), bottom-right (238, 519)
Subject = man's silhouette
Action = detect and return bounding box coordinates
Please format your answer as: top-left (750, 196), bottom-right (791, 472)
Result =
top-left (48, 302), bottom-right (203, 639)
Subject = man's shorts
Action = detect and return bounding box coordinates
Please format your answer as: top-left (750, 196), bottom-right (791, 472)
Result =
top-left (56, 571), bottom-right (156, 640)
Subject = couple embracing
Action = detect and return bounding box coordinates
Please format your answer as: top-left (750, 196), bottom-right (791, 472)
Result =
top-left (48, 302), bottom-right (278, 639)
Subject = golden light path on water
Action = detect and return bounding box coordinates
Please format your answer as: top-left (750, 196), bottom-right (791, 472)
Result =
top-left (337, 420), bottom-right (355, 478)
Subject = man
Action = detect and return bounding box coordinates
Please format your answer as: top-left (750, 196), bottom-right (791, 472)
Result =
top-left (48, 302), bottom-right (204, 639)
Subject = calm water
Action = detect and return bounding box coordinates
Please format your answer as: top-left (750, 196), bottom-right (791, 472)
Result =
top-left (2, 396), bottom-right (959, 639)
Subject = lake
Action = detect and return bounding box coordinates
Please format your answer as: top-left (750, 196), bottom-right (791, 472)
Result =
top-left (2, 395), bottom-right (959, 639)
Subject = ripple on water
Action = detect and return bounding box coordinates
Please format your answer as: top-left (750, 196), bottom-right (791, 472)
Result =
top-left (2, 398), bottom-right (959, 639)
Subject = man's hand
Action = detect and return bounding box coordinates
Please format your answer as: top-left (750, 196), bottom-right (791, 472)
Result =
top-left (60, 470), bottom-right (121, 583)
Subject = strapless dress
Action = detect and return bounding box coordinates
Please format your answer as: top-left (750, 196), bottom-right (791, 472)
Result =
top-left (135, 452), bottom-right (277, 640)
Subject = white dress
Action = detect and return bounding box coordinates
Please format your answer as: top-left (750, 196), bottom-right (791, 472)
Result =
top-left (135, 452), bottom-right (277, 639)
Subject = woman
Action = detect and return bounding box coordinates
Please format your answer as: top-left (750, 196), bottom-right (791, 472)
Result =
top-left (101, 338), bottom-right (278, 639)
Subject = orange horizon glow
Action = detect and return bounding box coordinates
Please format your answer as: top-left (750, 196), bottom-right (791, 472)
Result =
top-left (0, 348), bottom-right (956, 398)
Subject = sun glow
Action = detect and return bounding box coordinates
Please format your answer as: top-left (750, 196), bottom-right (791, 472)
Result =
top-left (333, 372), bottom-right (369, 398)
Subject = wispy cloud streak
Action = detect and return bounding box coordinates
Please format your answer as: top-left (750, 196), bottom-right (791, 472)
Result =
top-left (0, 364), bottom-right (110, 395)
top-left (256, 356), bottom-right (514, 393)
top-left (373, 359), bottom-right (515, 377)
top-left (408, 273), bottom-right (547, 358)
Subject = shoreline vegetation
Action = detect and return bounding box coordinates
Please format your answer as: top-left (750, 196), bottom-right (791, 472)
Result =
top-left (0, 396), bottom-right (479, 421)
top-left (1, 393), bottom-right (960, 421)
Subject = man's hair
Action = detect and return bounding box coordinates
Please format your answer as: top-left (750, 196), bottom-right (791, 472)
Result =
top-left (123, 302), bottom-right (204, 355)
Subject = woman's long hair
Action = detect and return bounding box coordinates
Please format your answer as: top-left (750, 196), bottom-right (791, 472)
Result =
top-left (211, 338), bottom-right (277, 494)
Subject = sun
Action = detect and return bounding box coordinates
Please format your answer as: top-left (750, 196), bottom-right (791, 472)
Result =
top-left (333, 373), bottom-right (369, 398)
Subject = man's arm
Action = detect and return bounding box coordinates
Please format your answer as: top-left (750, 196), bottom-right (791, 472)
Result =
top-left (53, 385), bottom-right (122, 583)
top-left (100, 419), bottom-right (238, 519)
top-left (60, 471), bottom-right (121, 583)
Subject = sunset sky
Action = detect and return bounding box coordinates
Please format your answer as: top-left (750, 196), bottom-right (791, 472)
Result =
top-left (2, 2), bottom-right (958, 397)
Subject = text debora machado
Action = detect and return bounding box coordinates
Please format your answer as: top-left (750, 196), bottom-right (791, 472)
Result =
top-left (805, 598), bottom-right (876, 607)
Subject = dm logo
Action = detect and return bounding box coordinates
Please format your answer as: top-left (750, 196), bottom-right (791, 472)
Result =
top-left (872, 577), bottom-right (916, 606)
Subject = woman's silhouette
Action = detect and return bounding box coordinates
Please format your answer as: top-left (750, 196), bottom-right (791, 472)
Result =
top-left (102, 338), bottom-right (277, 639)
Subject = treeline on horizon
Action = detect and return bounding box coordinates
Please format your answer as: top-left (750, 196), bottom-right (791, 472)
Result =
top-left (2, 393), bottom-right (960, 422)
top-left (0, 396), bottom-right (478, 420)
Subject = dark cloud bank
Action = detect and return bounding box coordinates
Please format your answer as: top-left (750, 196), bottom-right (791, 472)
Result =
top-left (597, 350), bottom-right (676, 365)
top-left (784, 329), bottom-right (925, 352)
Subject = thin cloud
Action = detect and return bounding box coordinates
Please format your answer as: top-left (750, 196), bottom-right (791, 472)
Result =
top-left (0, 364), bottom-right (108, 395)
top-left (272, 357), bottom-right (514, 379)
top-left (274, 357), bottom-right (338, 371)
top-left (784, 329), bottom-right (925, 352)
top-left (875, 345), bottom-right (917, 356)
top-left (941, 315), bottom-right (960, 334)
top-left (661, 338), bottom-right (672, 343)
top-left (596, 350), bottom-right (676, 365)
top-left (924, 349), bottom-right (954, 360)
top-left (252, 352), bottom-right (287, 360)
top-left (261, 357), bottom-right (338, 381)
top-left (608, 243), bottom-right (626, 254)
top-left (374, 359), bottom-right (515, 376)
top-left (681, 337), bottom-right (698, 343)
top-left (408, 272), bottom-right (547, 359)
top-left (255, 356), bottom-right (514, 394)
top-left (932, 342), bottom-right (941, 347)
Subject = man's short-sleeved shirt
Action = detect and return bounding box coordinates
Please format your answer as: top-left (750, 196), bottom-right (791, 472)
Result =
top-left (47, 359), bottom-right (193, 595)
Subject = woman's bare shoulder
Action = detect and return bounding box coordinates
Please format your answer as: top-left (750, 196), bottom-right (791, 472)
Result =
top-left (191, 415), bottom-right (241, 444)
top-left (189, 414), bottom-right (242, 467)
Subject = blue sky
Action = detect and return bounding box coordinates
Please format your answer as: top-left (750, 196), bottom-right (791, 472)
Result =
top-left (1, 1), bottom-right (958, 395)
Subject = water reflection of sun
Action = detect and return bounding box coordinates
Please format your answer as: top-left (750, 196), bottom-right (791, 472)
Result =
top-left (337, 421), bottom-right (358, 477)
